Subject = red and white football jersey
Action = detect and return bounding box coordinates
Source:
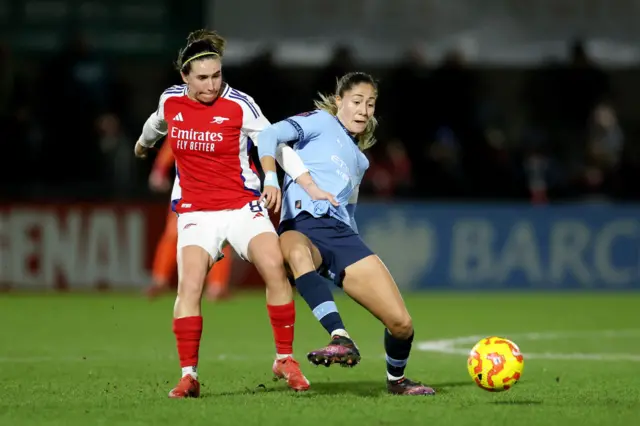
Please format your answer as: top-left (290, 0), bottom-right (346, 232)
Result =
top-left (153, 83), bottom-right (269, 213)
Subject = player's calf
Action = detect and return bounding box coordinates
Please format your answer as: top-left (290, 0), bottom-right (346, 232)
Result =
top-left (385, 327), bottom-right (413, 381)
top-left (383, 328), bottom-right (435, 395)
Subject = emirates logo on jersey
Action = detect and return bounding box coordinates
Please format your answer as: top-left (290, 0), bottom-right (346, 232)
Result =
top-left (171, 127), bottom-right (223, 142)
top-left (171, 126), bottom-right (223, 153)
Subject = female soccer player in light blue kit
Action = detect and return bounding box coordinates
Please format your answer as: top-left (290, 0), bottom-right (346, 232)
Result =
top-left (258, 72), bottom-right (435, 395)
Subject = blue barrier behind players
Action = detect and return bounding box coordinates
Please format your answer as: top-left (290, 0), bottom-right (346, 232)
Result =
top-left (356, 203), bottom-right (640, 290)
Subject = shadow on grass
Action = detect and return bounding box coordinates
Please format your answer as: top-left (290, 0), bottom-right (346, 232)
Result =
top-left (210, 379), bottom-right (478, 398)
top-left (490, 400), bottom-right (543, 405)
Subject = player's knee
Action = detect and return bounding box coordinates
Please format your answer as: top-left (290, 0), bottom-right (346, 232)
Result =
top-left (254, 250), bottom-right (286, 279)
top-left (177, 275), bottom-right (204, 301)
top-left (386, 314), bottom-right (413, 340)
top-left (283, 244), bottom-right (313, 270)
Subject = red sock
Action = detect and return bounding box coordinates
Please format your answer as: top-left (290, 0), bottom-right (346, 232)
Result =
top-left (173, 316), bottom-right (203, 368)
top-left (267, 302), bottom-right (295, 355)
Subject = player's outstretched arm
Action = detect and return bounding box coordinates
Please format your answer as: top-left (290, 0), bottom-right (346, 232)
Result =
top-left (257, 110), bottom-right (322, 180)
top-left (257, 120), bottom-right (300, 211)
top-left (257, 120), bottom-right (299, 174)
top-left (258, 121), bottom-right (338, 206)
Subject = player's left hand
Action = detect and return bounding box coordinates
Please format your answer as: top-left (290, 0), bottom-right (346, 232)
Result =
top-left (149, 170), bottom-right (171, 192)
top-left (261, 171), bottom-right (282, 213)
top-left (134, 141), bottom-right (149, 159)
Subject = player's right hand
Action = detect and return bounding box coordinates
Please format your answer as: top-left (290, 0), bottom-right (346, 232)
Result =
top-left (296, 172), bottom-right (339, 206)
top-left (307, 186), bottom-right (339, 207)
top-left (134, 141), bottom-right (149, 158)
top-left (261, 171), bottom-right (282, 213)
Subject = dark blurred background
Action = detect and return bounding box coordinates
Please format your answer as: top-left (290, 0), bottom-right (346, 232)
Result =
top-left (3, 0), bottom-right (640, 203)
top-left (2, 0), bottom-right (640, 291)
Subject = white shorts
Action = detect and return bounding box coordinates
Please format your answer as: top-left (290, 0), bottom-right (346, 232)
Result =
top-left (176, 200), bottom-right (276, 263)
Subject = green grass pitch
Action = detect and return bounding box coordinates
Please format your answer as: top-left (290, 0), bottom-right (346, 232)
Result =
top-left (1, 291), bottom-right (639, 426)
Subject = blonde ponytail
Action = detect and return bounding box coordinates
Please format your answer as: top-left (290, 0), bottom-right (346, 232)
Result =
top-left (313, 93), bottom-right (339, 116)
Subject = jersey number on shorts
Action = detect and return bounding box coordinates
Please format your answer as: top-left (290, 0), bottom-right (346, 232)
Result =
top-left (249, 200), bottom-right (263, 213)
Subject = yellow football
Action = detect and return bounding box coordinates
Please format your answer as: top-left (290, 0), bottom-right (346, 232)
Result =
top-left (467, 336), bottom-right (524, 392)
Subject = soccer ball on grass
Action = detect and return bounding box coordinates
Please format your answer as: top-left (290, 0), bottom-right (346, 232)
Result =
top-left (467, 336), bottom-right (524, 392)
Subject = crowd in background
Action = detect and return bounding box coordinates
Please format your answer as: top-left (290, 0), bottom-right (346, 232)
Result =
top-left (2, 35), bottom-right (638, 203)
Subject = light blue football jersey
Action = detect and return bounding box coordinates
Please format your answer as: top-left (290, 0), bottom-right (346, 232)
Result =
top-left (258, 109), bottom-right (369, 231)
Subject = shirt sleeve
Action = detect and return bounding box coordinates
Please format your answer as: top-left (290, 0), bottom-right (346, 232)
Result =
top-left (138, 91), bottom-right (171, 148)
top-left (235, 92), bottom-right (271, 143)
top-left (257, 110), bottom-right (327, 159)
top-left (230, 91), bottom-right (309, 181)
top-left (282, 110), bottom-right (326, 148)
top-left (257, 120), bottom-right (300, 159)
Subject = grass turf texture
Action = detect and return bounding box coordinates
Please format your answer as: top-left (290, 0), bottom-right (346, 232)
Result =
top-left (1, 292), bottom-right (638, 426)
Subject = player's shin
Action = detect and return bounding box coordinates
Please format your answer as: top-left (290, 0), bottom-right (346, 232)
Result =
top-left (173, 316), bottom-right (203, 379)
top-left (173, 294), bottom-right (204, 379)
top-left (263, 274), bottom-right (295, 359)
top-left (263, 276), bottom-right (310, 391)
top-left (173, 246), bottom-right (209, 379)
top-left (295, 272), bottom-right (348, 338)
top-left (267, 299), bottom-right (295, 358)
top-left (384, 328), bottom-right (414, 381)
top-left (249, 233), bottom-right (297, 358)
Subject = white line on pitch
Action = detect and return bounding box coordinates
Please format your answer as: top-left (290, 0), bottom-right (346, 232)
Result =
top-left (416, 329), bottom-right (640, 362)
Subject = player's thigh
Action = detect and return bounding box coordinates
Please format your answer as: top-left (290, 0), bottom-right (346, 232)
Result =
top-left (229, 215), bottom-right (295, 307)
top-left (225, 202), bottom-right (287, 278)
top-left (279, 230), bottom-right (323, 279)
top-left (177, 212), bottom-right (226, 294)
top-left (176, 245), bottom-right (211, 298)
top-left (342, 255), bottom-right (413, 337)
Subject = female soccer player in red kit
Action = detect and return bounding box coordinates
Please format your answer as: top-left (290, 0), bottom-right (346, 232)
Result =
top-left (134, 29), bottom-right (325, 397)
top-left (146, 141), bottom-right (232, 301)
